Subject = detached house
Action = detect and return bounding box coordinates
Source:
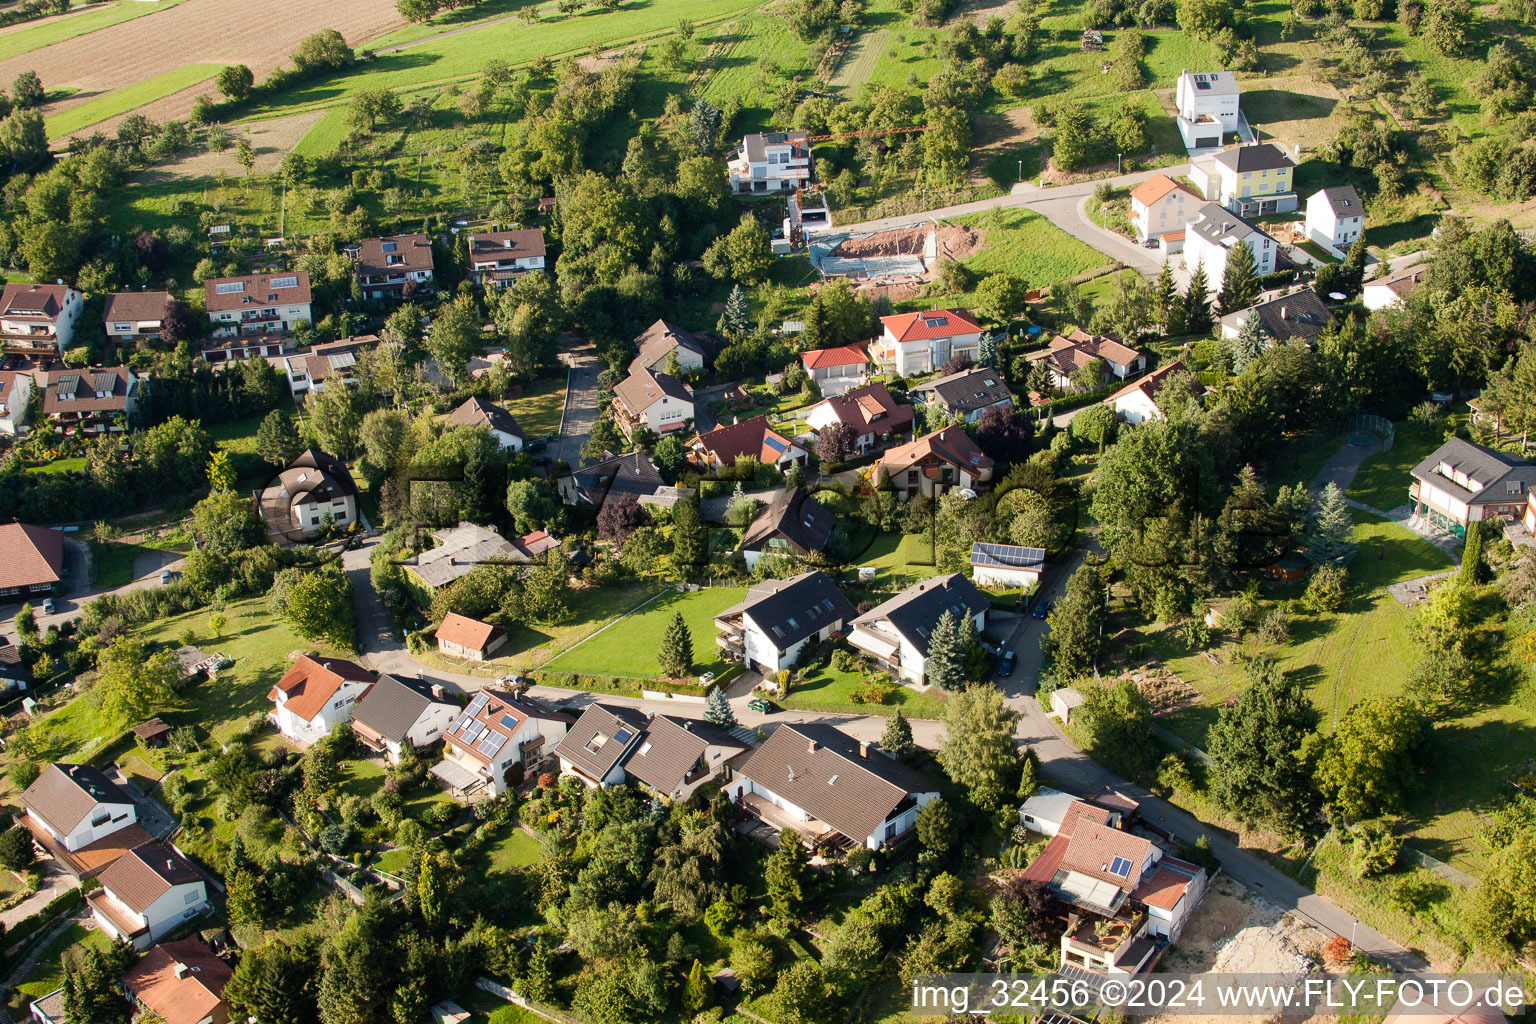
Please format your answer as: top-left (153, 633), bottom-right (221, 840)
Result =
top-left (874, 308), bottom-right (985, 377)
top-left (727, 131), bottom-right (813, 194)
top-left (1129, 174), bottom-right (1200, 248)
top-left (803, 383), bottom-right (912, 452)
top-left (267, 655), bottom-right (375, 744)
top-left (89, 843), bottom-right (209, 951)
top-left (632, 319), bottom-right (710, 375)
top-left (725, 723), bottom-right (939, 851)
top-left (714, 570), bottom-right (855, 676)
top-left (687, 416), bottom-right (807, 475)
top-left (1174, 69), bottom-right (1240, 151)
top-left (555, 704), bottom-right (650, 787)
top-left (875, 426), bottom-right (994, 501)
top-left (1363, 262), bottom-right (1428, 311)
top-left (121, 939), bottom-right (233, 1024)
top-left (353, 234), bottom-right (435, 300)
top-left (739, 486), bottom-right (836, 569)
top-left (558, 451), bottom-right (673, 510)
top-left (0, 522), bottom-right (65, 599)
top-left (350, 674), bottom-right (460, 764)
top-left (282, 335), bottom-right (380, 395)
top-left (1026, 330), bottom-right (1146, 390)
top-left (909, 367), bottom-right (1015, 424)
top-left (0, 282), bottom-right (83, 355)
top-left (42, 366), bottom-right (139, 434)
top-left (1182, 203), bottom-right (1276, 283)
top-left (257, 449), bottom-right (359, 540)
top-left (203, 272), bottom-right (312, 356)
top-left (1191, 143), bottom-right (1297, 217)
top-left (446, 396), bottom-right (525, 451)
top-left (1410, 437), bottom-right (1536, 539)
top-left (103, 291), bottom-right (175, 344)
top-left (800, 344), bottom-right (870, 393)
top-left (22, 763), bottom-right (138, 853)
top-left (1305, 185), bottom-right (1365, 255)
top-left (849, 574), bottom-right (988, 686)
top-left (0, 370), bottom-right (31, 434)
top-left (466, 228), bottom-right (547, 286)
top-left (613, 367), bottom-right (694, 439)
top-left (1218, 289), bottom-right (1334, 345)
top-left (431, 688), bottom-right (574, 799)
top-left (404, 522), bottom-right (546, 592)
top-left (435, 612), bottom-right (507, 661)
top-left (1104, 360), bottom-right (1204, 425)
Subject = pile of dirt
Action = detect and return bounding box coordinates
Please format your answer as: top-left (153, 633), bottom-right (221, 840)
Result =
top-left (829, 223), bottom-right (983, 264)
top-left (1114, 666), bottom-right (1201, 715)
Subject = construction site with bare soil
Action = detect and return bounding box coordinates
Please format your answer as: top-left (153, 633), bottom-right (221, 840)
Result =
top-left (807, 221), bottom-right (985, 300)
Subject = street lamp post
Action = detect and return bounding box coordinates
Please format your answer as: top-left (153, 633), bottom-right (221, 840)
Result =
top-left (1018, 158), bottom-right (1023, 182)
top-left (1117, 152), bottom-right (1122, 174)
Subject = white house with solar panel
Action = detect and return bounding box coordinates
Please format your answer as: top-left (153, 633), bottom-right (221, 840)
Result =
top-left (1174, 70), bottom-right (1240, 151)
top-left (203, 271), bottom-right (314, 343)
top-left (431, 688), bottom-right (575, 799)
top-left (970, 541), bottom-right (1046, 588)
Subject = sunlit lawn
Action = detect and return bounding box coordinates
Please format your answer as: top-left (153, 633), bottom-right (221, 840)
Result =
top-left (859, 531), bottom-right (936, 585)
top-left (542, 586), bottom-right (746, 680)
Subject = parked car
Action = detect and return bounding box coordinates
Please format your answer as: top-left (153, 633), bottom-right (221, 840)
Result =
top-left (160, 569), bottom-right (173, 584)
top-left (997, 650), bottom-right (1016, 677)
top-left (698, 671), bottom-right (716, 688)
top-left (746, 697), bottom-right (776, 714)
top-left (1031, 600), bottom-right (1052, 620)
top-left (41, 598), bottom-right (55, 614)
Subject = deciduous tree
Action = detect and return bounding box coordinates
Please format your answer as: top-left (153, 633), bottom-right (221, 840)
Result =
top-left (937, 685), bottom-right (1020, 809)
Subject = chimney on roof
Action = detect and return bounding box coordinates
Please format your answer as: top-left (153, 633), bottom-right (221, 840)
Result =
top-left (859, 740), bottom-right (869, 758)
top-left (807, 738), bottom-right (817, 753)
top-left (1280, 306), bottom-right (1287, 320)
top-left (173, 962), bottom-right (188, 979)
top-left (430, 684), bottom-right (447, 700)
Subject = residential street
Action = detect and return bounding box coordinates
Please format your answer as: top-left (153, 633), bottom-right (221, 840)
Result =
top-left (554, 343), bottom-right (600, 469)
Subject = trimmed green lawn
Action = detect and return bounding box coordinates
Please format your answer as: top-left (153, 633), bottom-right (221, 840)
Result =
top-left (859, 531), bottom-right (935, 585)
top-left (543, 586), bottom-right (747, 680)
top-left (1346, 419), bottom-right (1456, 514)
top-left (0, 0), bottom-right (195, 63)
top-left (486, 827), bottom-right (545, 871)
top-left (501, 376), bottom-right (567, 441)
top-left (95, 530), bottom-right (192, 587)
top-left (951, 208), bottom-right (1112, 297)
top-left (14, 924), bottom-right (110, 1001)
top-left (339, 759), bottom-right (459, 819)
top-left (27, 457), bottom-right (86, 475)
top-left (47, 63), bottom-right (223, 138)
top-left (779, 661), bottom-right (949, 719)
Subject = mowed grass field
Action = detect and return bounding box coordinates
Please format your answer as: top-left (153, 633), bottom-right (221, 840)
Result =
top-left (0, 0), bottom-right (194, 63)
top-left (543, 586), bottom-right (747, 679)
top-left (502, 376), bottom-right (567, 440)
top-left (953, 208), bottom-right (1111, 293)
top-left (47, 62), bottom-right (222, 138)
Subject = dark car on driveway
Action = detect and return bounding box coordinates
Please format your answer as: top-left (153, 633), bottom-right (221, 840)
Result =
top-left (1031, 600), bottom-right (1052, 620)
top-left (997, 650), bottom-right (1016, 677)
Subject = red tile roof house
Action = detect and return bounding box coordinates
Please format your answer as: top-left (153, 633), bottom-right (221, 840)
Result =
top-left (0, 282), bottom-right (84, 356)
top-left (88, 842), bottom-right (210, 951)
top-left (802, 383), bottom-right (913, 454)
top-left (686, 416), bottom-right (807, 475)
top-left (612, 367), bottom-right (694, 439)
top-left (201, 271), bottom-right (313, 362)
top-left (466, 228), bottom-right (547, 286)
top-left (435, 612), bottom-right (507, 661)
top-left (430, 688), bottom-right (575, 799)
top-left (0, 522), bottom-right (65, 599)
top-left (103, 291), bottom-right (176, 344)
top-left (351, 233), bottom-right (436, 300)
top-left (121, 939), bottom-right (233, 1024)
top-left (41, 366), bottom-right (140, 435)
top-left (266, 655), bottom-right (375, 745)
top-left (799, 344), bottom-right (870, 391)
top-left (873, 426), bottom-right (994, 502)
top-left (1103, 360), bottom-right (1205, 425)
top-left (1026, 329), bottom-right (1148, 390)
top-left (873, 308), bottom-right (985, 377)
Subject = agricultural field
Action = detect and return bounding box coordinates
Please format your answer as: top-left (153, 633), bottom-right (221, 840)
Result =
top-left (46, 62), bottom-right (222, 138)
top-left (0, 0), bottom-right (195, 64)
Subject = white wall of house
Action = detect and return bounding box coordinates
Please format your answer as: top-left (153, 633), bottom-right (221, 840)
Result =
top-left (209, 302), bottom-right (312, 339)
top-left (1417, 479), bottom-right (1472, 526)
top-left (1175, 75), bottom-right (1239, 130)
top-left (739, 617), bottom-right (840, 677)
top-left (0, 374), bottom-right (32, 434)
top-left (973, 563), bottom-right (1041, 588)
top-left (28, 801), bottom-right (137, 853)
top-left (877, 329), bottom-right (982, 377)
top-left (1363, 281), bottom-right (1405, 312)
top-left (292, 495), bottom-right (358, 534)
top-left (637, 344), bottom-right (705, 374)
top-left (445, 717), bottom-right (568, 797)
top-left (471, 253), bottom-right (545, 282)
top-left (105, 317), bottom-right (161, 340)
top-left (272, 679), bottom-right (370, 744)
top-left (723, 776), bottom-right (936, 849)
top-left (558, 756), bottom-right (629, 788)
top-left (630, 394), bottom-right (693, 433)
top-left (1305, 200), bottom-right (1362, 254)
top-left (489, 427), bottom-right (523, 452)
top-left (1111, 388), bottom-right (1166, 425)
top-left (94, 880), bottom-right (208, 951)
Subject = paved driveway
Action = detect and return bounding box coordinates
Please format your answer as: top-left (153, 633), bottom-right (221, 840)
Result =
top-left (555, 344), bottom-right (600, 468)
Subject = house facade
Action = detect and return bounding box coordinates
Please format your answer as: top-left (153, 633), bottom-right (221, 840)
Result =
top-left (620, 714), bottom-right (749, 801)
top-left (282, 336), bottom-right (380, 394)
top-left (971, 541), bottom-right (1046, 587)
top-left (1026, 331), bottom-right (1146, 390)
top-left (909, 368), bottom-right (1015, 423)
top-left (349, 674), bottom-right (459, 764)
top-left (1191, 143), bottom-right (1297, 216)
top-left (203, 272), bottom-right (312, 345)
top-left (1182, 203), bottom-right (1276, 283)
top-left (874, 426), bottom-right (995, 501)
top-left (88, 843), bottom-right (209, 951)
top-left (848, 573), bottom-right (988, 685)
top-left (466, 228), bottom-right (546, 286)
top-left (555, 704), bottom-right (650, 787)
top-left (612, 367), bottom-right (694, 438)
top-left (1305, 185), bottom-right (1365, 254)
top-left (687, 416), bottom-right (807, 475)
top-left (714, 570), bottom-right (855, 677)
top-left (739, 486), bottom-right (836, 569)
top-left (1104, 360), bottom-right (1205, 425)
top-left (799, 344), bottom-right (870, 392)
top-left (267, 655), bottom-right (375, 744)
top-left (874, 308), bottom-right (985, 377)
top-left (1174, 69), bottom-right (1239, 150)
top-left (0, 283), bottom-right (83, 355)
top-left (1363, 262), bottom-right (1428, 311)
top-left (103, 291), bottom-right (175, 344)
top-left (632, 320), bottom-right (709, 375)
top-left (1129, 174), bottom-right (1200, 247)
top-left (802, 383), bottom-right (913, 452)
top-left (431, 688), bottom-right (574, 799)
top-left (446, 396), bottom-right (525, 450)
top-left (435, 612), bottom-right (507, 661)
top-left (41, 366), bottom-right (139, 434)
top-left (0, 370), bottom-right (30, 434)
top-left (1410, 437), bottom-right (1536, 538)
top-left (257, 449), bottom-right (359, 540)
top-left (353, 234), bottom-right (435, 300)
top-left (727, 131), bottom-right (812, 194)
top-left (22, 763), bottom-right (137, 853)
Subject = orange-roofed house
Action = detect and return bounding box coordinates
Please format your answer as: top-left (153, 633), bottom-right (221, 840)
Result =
top-left (874, 308), bottom-right (984, 377)
top-left (0, 522), bottom-right (65, 599)
top-left (799, 344), bottom-right (870, 394)
top-left (1129, 173), bottom-right (1200, 249)
top-left (1103, 360), bottom-right (1205, 426)
top-left (687, 416), bottom-right (807, 475)
top-left (267, 655), bottom-right (375, 744)
top-left (435, 612), bottom-right (507, 662)
top-left (1028, 328), bottom-right (1148, 389)
top-left (874, 426), bottom-right (993, 502)
top-left (121, 939), bottom-right (232, 1024)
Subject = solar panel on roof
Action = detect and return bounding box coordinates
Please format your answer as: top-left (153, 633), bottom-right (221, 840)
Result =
top-left (461, 720), bottom-right (486, 745)
top-left (1108, 856), bottom-right (1133, 877)
top-left (381, 241), bottom-right (397, 252)
top-left (614, 727), bottom-right (634, 744)
top-left (477, 732), bottom-right (508, 758)
top-left (499, 713), bottom-right (520, 730)
top-left (466, 693), bottom-right (490, 716)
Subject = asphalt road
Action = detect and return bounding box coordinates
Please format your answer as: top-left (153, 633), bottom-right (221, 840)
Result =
top-left (555, 343), bottom-right (600, 469)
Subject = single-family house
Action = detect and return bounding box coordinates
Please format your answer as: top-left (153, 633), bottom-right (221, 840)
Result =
top-left (267, 655), bottom-right (375, 744)
top-left (350, 674), bottom-right (460, 764)
top-left (619, 714), bottom-right (749, 801)
top-left (1174, 69), bottom-right (1239, 151)
top-left (1103, 360), bottom-right (1204, 425)
top-left (0, 283), bottom-right (83, 355)
top-left (1129, 174), bottom-right (1201, 248)
top-left (466, 228), bottom-right (546, 286)
top-left (1410, 437), bottom-right (1536, 538)
top-left (874, 426), bottom-right (995, 501)
top-left (848, 573), bottom-right (988, 685)
top-left (431, 688), bottom-right (574, 798)
top-left (714, 570), bottom-right (855, 676)
top-left (203, 272), bottom-right (312, 345)
top-left (404, 522), bottom-right (543, 592)
top-left (103, 291), bottom-right (176, 344)
top-left (121, 939), bottom-right (232, 1024)
top-left (22, 763), bottom-right (137, 853)
top-left (970, 541), bottom-right (1046, 587)
top-left (802, 383), bottom-right (912, 452)
top-left (88, 843), bottom-right (209, 951)
top-left (800, 344), bottom-right (870, 392)
top-left (632, 320), bottom-right (710, 375)
top-left (727, 131), bottom-right (813, 194)
top-left (353, 234), bottom-right (435, 300)
top-left (446, 396), bottom-right (525, 451)
top-left (0, 370), bottom-right (32, 434)
top-left (435, 612), bottom-right (507, 661)
top-left (908, 367), bottom-right (1016, 424)
top-left (558, 450), bottom-right (669, 508)
top-left (1026, 330), bottom-right (1147, 390)
top-left (0, 642), bottom-right (31, 691)
top-left (687, 416), bottom-right (807, 475)
top-left (282, 335), bottom-right (380, 394)
top-left (612, 367), bottom-right (694, 438)
top-left (739, 487), bottom-right (836, 569)
top-left (1182, 203), bottom-right (1276, 282)
top-left (0, 522), bottom-right (64, 599)
top-left (1305, 185), bottom-right (1365, 254)
top-left (256, 449), bottom-right (359, 540)
top-left (42, 366), bottom-right (139, 434)
top-left (873, 308), bottom-right (985, 377)
top-left (724, 723), bottom-right (940, 850)
top-left (1190, 143), bottom-right (1297, 217)
top-left (555, 703), bottom-right (651, 787)
top-left (1019, 788), bottom-right (1140, 837)
top-left (1363, 262), bottom-right (1428, 312)
top-left (1218, 289), bottom-right (1334, 344)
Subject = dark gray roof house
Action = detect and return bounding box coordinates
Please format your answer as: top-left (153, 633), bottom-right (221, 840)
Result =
top-left (851, 573), bottom-right (988, 653)
top-left (1219, 288), bottom-right (1335, 344)
top-left (909, 367), bottom-right (1015, 416)
top-left (561, 451), bottom-right (666, 508)
top-left (555, 704), bottom-right (650, 786)
top-left (717, 570), bottom-right (856, 651)
top-left (1312, 184), bottom-right (1363, 218)
top-left (740, 487), bottom-right (836, 561)
top-left (350, 675), bottom-right (456, 750)
top-left (1212, 143), bottom-right (1295, 174)
top-left (622, 715), bottom-right (749, 798)
top-left (1411, 438), bottom-right (1535, 525)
